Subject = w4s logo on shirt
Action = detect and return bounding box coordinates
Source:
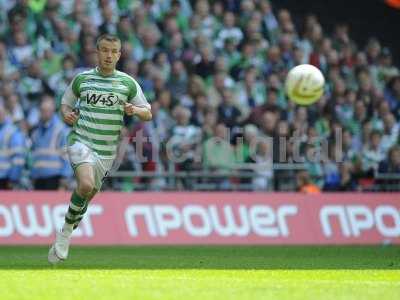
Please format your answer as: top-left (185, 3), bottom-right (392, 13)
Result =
top-left (86, 92), bottom-right (120, 107)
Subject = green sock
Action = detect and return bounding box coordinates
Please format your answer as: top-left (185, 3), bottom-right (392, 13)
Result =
top-left (65, 190), bottom-right (86, 225)
top-left (70, 189), bottom-right (97, 230)
top-left (73, 202), bottom-right (89, 230)
top-left (71, 190), bottom-right (86, 207)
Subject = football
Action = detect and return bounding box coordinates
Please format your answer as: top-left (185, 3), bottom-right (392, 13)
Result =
top-left (285, 64), bottom-right (325, 105)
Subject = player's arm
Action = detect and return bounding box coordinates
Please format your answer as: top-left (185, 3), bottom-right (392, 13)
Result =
top-left (60, 81), bottom-right (79, 126)
top-left (124, 103), bottom-right (152, 121)
top-left (124, 78), bottom-right (152, 121)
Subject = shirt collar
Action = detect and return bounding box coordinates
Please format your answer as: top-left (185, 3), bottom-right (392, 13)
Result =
top-left (95, 67), bottom-right (116, 77)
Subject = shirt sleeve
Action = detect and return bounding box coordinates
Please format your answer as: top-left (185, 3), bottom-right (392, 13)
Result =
top-left (128, 78), bottom-right (151, 110)
top-left (61, 82), bottom-right (78, 107)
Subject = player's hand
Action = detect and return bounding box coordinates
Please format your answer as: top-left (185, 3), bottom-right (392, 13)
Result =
top-left (63, 110), bottom-right (79, 125)
top-left (124, 103), bottom-right (136, 116)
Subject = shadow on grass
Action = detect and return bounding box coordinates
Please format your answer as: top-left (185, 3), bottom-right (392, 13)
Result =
top-left (0, 245), bottom-right (399, 270)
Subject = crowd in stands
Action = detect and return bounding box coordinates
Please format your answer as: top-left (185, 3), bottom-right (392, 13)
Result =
top-left (0, 0), bottom-right (399, 191)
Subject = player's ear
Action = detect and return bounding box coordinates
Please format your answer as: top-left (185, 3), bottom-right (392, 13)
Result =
top-left (116, 44), bottom-right (122, 60)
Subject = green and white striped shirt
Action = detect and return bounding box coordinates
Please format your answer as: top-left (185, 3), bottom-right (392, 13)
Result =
top-left (61, 67), bottom-right (150, 159)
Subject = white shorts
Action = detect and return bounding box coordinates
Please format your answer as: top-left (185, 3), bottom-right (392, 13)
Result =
top-left (67, 141), bottom-right (114, 191)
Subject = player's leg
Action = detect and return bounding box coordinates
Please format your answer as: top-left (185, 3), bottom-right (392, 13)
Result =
top-left (48, 163), bottom-right (96, 264)
top-left (71, 158), bottom-right (111, 230)
top-left (48, 150), bottom-right (110, 264)
top-left (64, 163), bottom-right (96, 231)
top-left (72, 188), bottom-right (98, 230)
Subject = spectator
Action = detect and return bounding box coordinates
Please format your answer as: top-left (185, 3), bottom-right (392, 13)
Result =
top-left (235, 66), bottom-right (265, 118)
top-left (167, 32), bottom-right (185, 64)
top-left (0, 41), bottom-right (19, 81)
top-left (304, 144), bottom-right (324, 187)
top-left (361, 130), bottom-right (386, 176)
top-left (180, 75), bottom-right (205, 108)
top-left (48, 54), bottom-right (78, 104)
top-left (193, 0), bottom-right (218, 40)
top-left (338, 162), bottom-right (357, 191)
top-left (169, 0), bottom-right (190, 33)
top-left (247, 87), bottom-right (279, 126)
top-left (377, 146), bottom-right (400, 191)
top-left (260, 110), bottom-right (278, 136)
top-left (323, 144), bottom-right (341, 191)
top-left (202, 108), bottom-right (218, 139)
top-left (0, 106), bottom-right (26, 189)
top-left (4, 94), bottom-right (24, 123)
top-left (203, 123), bottom-right (235, 189)
top-left (194, 45), bottom-right (215, 79)
top-left (0, 0), bottom-right (399, 191)
top-left (168, 105), bottom-right (201, 173)
top-left (381, 113), bottom-right (399, 153)
top-left (384, 75), bottom-right (400, 115)
top-left (40, 48), bottom-right (63, 79)
top-left (19, 60), bottom-right (52, 105)
top-left (235, 123), bottom-right (258, 164)
top-left (215, 11), bottom-right (243, 49)
top-left (30, 96), bottom-right (71, 190)
top-left (379, 145), bottom-right (400, 173)
top-left (217, 88), bottom-right (241, 128)
top-left (262, 45), bottom-right (285, 77)
top-left (9, 30), bottom-right (33, 67)
top-left (251, 139), bottom-right (273, 190)
top-left (341, 129), bottom-right (359, 163)
top-left (167, 60), bottom-right (188, 101)
top-left (203, 122), bottom-right (235, 170)
top-left (296, 170), bottom-right (321, 194)
top-left (190, 93), bottom-right (209, 126)
top-left (206, 71), bottom-right (235, 108)
top-left (259, 0), bottom-right (279, 44)
top-left (99, 4), bottom-right (118, 35)
top-left (220, 38), bottom-right (241, 71)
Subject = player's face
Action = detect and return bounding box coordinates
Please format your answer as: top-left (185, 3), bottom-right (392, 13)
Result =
top-left (97, 39), bottom-right (121, 71)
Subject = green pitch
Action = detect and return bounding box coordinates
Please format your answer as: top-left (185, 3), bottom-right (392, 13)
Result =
top-left (0, 246), bottom-right (399, 300)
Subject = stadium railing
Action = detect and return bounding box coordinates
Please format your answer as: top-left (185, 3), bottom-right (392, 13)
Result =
top-left (107, 163), bottom-right (306, 191)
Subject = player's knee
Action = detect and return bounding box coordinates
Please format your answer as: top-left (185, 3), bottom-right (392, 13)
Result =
top-left (78, 179), bottom-right (95, 197)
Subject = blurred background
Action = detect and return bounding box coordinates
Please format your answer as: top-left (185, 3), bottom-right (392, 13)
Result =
top-left (1, 0), bottom-right (400, 193)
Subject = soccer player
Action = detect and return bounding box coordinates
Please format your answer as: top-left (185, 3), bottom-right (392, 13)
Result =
top-left (48, 34), bottom-right (152, 264)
